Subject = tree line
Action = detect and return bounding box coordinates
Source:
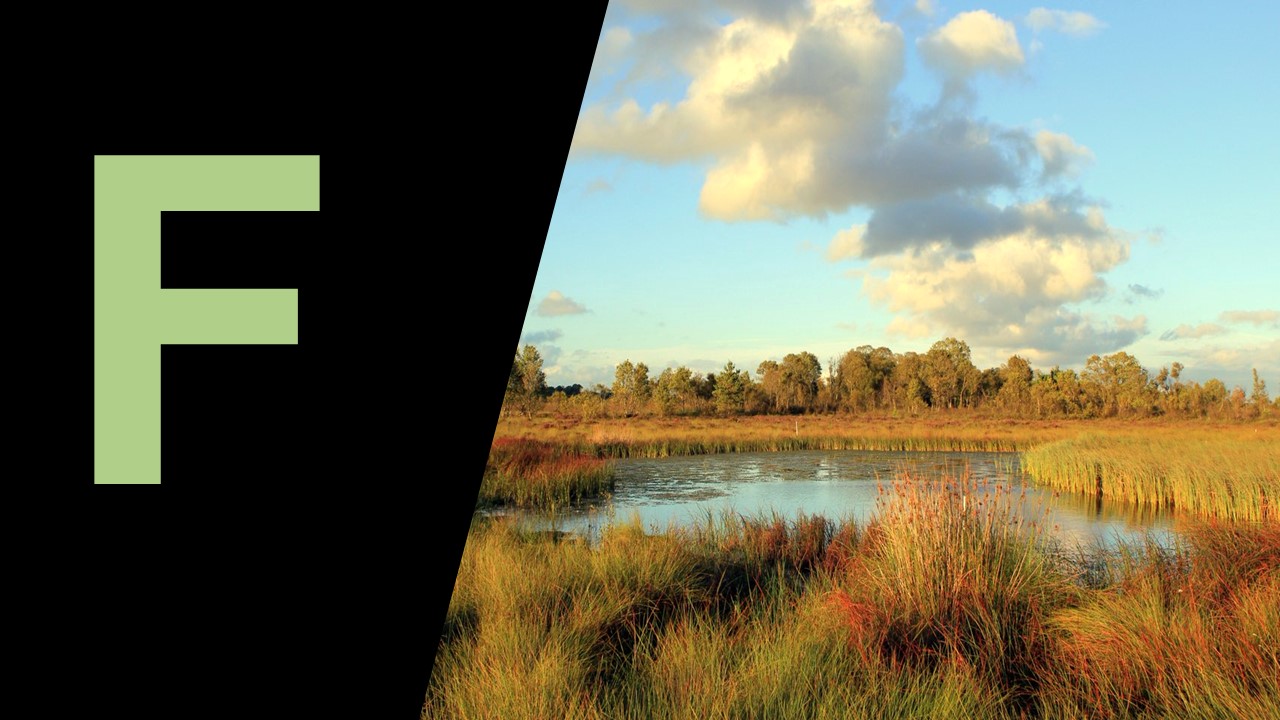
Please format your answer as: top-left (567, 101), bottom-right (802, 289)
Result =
top-left (505, 338), bottom-right (1276, 421)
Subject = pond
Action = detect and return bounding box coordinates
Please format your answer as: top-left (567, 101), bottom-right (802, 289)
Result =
top-left (488, 450), bottom-right (1179, 549)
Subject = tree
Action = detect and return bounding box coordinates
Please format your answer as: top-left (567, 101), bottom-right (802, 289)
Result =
top-left (756, 360), bottom-right (783, 413)
top-left (714, 361), bottom-right (749, 415)
top-left (1252, 368), bottom-right (1270, 416)
top-left (1082, 352), bottom-right (1152, 417)
top-left (612, 359), bottom-right (651, 416)
top-left (505, 345), bottom-right (547, 417)
top-left (780, 352), bottom-right (822, 412)
top-left (1229, 385), bottom-right (1248, 418)
top-left (835, 347), bottom-right (877, 412)
top-left (654, 366), bottom-right (698, 416)
top-left (889, 352), bottom-right (930, 413)
top-left (1202, 378), bottom-right (1228, 418)
top-left (996, 355), bottom-right (1033, 414)
top-left (924, 338), bottom-right (980, 409)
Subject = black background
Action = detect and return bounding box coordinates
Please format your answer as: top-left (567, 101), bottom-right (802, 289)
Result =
top-left (56, 5), bottom-right (611, 716)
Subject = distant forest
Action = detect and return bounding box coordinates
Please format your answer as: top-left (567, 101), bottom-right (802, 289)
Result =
top-left (505, 338), bottom-right (1276, 421)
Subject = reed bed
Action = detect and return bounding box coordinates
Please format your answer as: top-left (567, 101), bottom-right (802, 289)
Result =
top-left (428, 468), bottom-right (1280, 718)
top-left (494, 414), bottom-right (1079, 456)
top-left (1021, 433), bottom-right (1280, 521)
top-left (477, 438), bottom-right (615, 508)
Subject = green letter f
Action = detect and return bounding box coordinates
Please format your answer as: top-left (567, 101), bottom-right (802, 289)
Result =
top-left (94, 156), bottom-right (320, 484)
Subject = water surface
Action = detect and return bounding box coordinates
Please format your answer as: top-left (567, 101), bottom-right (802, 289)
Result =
top-left (490, 450), bottom-right (1178, 549)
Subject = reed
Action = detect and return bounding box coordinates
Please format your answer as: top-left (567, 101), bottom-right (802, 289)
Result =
top-left (1021, 433), bottom-right (1280, 521)
top-left (494, 413), bottom-right (1081, 457)
top-left (1040, 520), bottom-right (1280, 718)
top-left (477, 438), bottom-right (615, 508)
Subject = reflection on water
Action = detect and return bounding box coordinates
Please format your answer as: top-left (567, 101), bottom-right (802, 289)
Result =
top-left (486, 450), bottom-right (1179, 550)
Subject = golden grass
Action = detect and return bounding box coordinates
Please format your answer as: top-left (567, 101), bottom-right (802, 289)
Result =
top-left (429, 469), bottom-right (1280, 719)
top-left (1022, 432), bottom-right (1280, 521)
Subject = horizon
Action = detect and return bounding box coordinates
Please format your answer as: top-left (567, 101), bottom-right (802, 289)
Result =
top-left (517, 1), bottom-right (1278, 392)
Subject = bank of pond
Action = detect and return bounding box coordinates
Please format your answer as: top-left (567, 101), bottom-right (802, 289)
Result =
top-left (433, 466), bottom-right (1280, 719)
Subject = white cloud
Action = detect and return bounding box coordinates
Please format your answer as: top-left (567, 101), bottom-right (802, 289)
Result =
top-left (917, 10), bottom-right (1024, 81)
top-left (535, 291), bottom-right (590, 317)
top-left (826, 224), bottom-right (866, 261)
top-left (588, 25), bottom-right (634, 87)
top-left (858, 202), bottom-right (1142, 364)
top-left (1159, 323), bottom-right (1228, 341)
top-left (1035, 130), bottom-right (1095, 178)
top-left (1219, 309), bottom-right (1280, 328)
top-left (914, 0), bottom-right (936, 17)
top-left (579, 2), bottom-right (1140, 365)
top-left (1026, 8), bottom-right (1105, 37)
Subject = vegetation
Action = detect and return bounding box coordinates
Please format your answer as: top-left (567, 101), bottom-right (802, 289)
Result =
top-left (478, 438), bottom-right (615, 508)
top-left (1022, 433), bottom-right (1280, 521)
top-left (511, 337), bottom-right (1278, 421)
top-left (447, 336), bottom-right (1279, 715)
top-left (496, 413), bottom-right (1073, 456)
top-left (427, 471), bottom-right (1280, 719)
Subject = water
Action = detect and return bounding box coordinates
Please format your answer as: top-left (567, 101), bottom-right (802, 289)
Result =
top-left (489, 450), bottom-right (1179, 549)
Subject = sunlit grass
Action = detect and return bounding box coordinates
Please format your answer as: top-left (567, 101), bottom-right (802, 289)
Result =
top-left (1021, 433), bottom-right (1280, 521)
top-left (478, 438), bottom-right (615, 508)
top-left (495, 413), bottom-right (1080, 456)
top-left (428, 469), bottom-right (1280, 718)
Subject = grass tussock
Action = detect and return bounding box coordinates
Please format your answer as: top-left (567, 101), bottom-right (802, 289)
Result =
top-left (1021, 433), bottom-right (1280, 521)
top-left (428, 469), bottom-right (1280, 718)
top-left (478, 438), bottom-right (615, 508)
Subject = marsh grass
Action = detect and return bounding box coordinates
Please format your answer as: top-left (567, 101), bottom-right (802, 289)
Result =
top-left (428, 464), bottom-right (1280, 718)
top-left (478, 438), bottom-right (615, 508)
top-left (1021, 433), bottom-right (1280, 521)
top-left (495, 414), bottom-right (1079, 456)
top-left (1040, 521), bottom-right (1280, 718)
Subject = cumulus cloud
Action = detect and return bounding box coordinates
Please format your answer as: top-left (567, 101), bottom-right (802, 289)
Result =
top-left (579, 2), bottom-right (1139, 363)
top-left (576, 4), bottom-right (1071, 223)
top-left (535, 291), bottom-right (589, 317)
top-left (830, 194), bottom-right (1108, 259)
top-left (1026, 8), bottom-right (1105, 37)
top-left (1219, 309), bottom-right (1280, 328)
top-left (914, 0), bottom-right (936, 17)
top-left (826, 224), bottom-right (866, 261)
top-left (918, 10), bottom-right (1025, 81)
top-left (588, 25), bottom-right (635, 87)
top-left (1035, 130), bottom-right (1094, 178)
top-left (1159, 323), bottom-right (1228, 341)
top-left (521, 329), bottom-right (564, 345)
top-left (859, 204), bottom-right (1143, 364)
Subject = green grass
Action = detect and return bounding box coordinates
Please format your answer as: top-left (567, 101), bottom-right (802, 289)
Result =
top-left (427, 470), bottom-right (1280, 718)
top-left (1021, 433), bottom-right (1280, 521)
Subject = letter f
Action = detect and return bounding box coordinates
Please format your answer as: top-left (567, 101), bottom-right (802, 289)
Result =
top-left (94, 156), bottom-right (320, 484)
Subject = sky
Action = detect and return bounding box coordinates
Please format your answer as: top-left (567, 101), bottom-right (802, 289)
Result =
top-left (518, 0), bottom-right (1279, 392)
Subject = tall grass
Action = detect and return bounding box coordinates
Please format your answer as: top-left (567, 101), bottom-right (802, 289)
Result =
top-left (1041, 521), bottom-right (1280, 718)
top-left (1022, 433), bottom-right (1280, 521)
top-left (478, 438), bottom-right (615, 508)
top-left (495, 414), bottom-right (1080, 456)
top-left (428, 468), bottom-right (1280, 718)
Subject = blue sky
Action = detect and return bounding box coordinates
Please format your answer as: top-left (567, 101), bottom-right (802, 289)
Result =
top-left (520, 1), bottom-right (1278, 391)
